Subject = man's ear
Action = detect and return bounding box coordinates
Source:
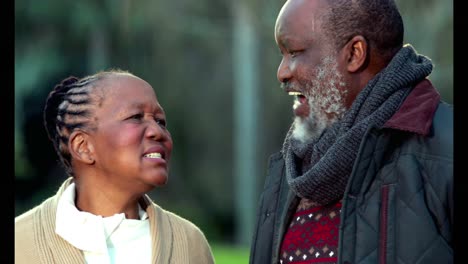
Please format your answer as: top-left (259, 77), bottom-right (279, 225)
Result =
top-left (342, 35), bottom-right (368, 73)
top-left (69, 130), bottom-right (95, 165)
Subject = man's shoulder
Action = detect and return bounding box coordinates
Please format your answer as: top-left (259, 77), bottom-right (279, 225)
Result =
top-left (383, 100), bottom-right (453, 159)
top-left (266, 151), bottom-right (285, 176)
top-left (434, 101), bottom-right (453, 125)
top-left (268, 151), bottom-right (284, 165)
top-left (259, 151), bottom-right (287, 193)
top-left (429, 101), bottom-right (453, 155)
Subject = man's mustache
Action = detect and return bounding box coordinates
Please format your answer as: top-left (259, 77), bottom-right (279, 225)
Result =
top-left (280, 82), bottom-right (288, 91)
top-left (280, 82), bottom-right (294, 92)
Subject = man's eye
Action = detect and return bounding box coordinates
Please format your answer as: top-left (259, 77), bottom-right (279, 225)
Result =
top-left (290, 51), bottom-right (300, 58)
top-left (278, 49), bottom-right (284, 57)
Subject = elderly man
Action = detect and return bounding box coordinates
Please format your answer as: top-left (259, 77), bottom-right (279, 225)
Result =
top-left (249, 0), bottom-right (453, 263)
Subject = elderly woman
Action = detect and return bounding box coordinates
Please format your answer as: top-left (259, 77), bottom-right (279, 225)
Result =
top-left (15, 69), bottom-right (215, 264)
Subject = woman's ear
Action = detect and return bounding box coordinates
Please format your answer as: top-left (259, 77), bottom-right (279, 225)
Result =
top-left (342, 35), bottom-right (368, 73)
top-left (69, 130), bottom-right (95, 165)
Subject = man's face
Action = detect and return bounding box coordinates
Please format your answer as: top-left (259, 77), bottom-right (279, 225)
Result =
top-left (275, 0), bottom-right (348, 142)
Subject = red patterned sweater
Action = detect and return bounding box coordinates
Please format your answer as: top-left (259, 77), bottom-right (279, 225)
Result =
top-left (279, 198), bottom-right (342, 264)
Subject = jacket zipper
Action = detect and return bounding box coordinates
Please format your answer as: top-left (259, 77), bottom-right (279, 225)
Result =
top-left (379, 185), bottom-right (389, 264)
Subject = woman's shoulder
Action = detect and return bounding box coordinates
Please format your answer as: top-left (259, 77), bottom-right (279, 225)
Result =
top-left (150, 202), bottom-right (204, 234)
top-left (15, 194), bottom-right (58, 240)
top-left (15, 210), bottom-right (34, 244)
top-left (15, 205), bottom-right (43, 263)
top-left (149, 203), bottom-right (215, 263)
top-left (15, 204), bottom-right (42, 233)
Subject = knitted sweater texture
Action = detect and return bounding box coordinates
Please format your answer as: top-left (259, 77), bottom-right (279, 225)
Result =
top-left (15, 177), bottom-right (215, 264)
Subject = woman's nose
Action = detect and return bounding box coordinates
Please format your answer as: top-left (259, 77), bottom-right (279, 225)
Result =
top-left (146, 120), bottom-right (167, 141)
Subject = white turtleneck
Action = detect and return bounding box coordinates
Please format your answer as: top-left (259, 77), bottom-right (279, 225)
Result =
top-left (55, 183), bottom-right (152, 264)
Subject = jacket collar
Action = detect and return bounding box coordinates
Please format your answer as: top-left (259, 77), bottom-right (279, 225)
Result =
top-left (383, 79), bottom-right (440, 136)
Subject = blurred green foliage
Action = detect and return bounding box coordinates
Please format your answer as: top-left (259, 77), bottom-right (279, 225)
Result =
top-left (212, 244), bottom-right (250, 264)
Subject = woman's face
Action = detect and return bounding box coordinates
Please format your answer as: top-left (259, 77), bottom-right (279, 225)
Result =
top-left (88, 74), bottom-right (173, 194)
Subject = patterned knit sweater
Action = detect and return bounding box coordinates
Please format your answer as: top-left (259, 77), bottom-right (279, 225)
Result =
top-left (279, 198), bottom-right (342, 264)
top-left (15, 177), bottom-right (215, 264)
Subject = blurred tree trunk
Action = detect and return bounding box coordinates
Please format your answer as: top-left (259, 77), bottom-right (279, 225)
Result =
top-left (88, 26), bottom-right (109, 72)
top-left (233, 0), bottom-right (259, 247)
top-left (396, 0), bottom-right (453, 103)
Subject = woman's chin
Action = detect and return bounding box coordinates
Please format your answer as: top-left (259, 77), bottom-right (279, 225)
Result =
top-left (151, 174), bottom-right (168, 187)
top-left (141, 172), bottom-right (168, 189)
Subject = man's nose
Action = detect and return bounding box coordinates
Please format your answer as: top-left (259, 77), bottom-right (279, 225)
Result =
top-left (277, 58), bottom-right (291, 83)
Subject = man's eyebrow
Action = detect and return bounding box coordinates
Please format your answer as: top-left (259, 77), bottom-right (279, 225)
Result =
top-left (278, 36), bottom-right (292, 48)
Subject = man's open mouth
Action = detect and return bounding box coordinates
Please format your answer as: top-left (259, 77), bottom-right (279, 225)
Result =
top-left (288, 91), bottom-right (307, 104)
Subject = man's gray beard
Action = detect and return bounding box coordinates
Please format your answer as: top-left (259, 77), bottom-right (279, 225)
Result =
top-left (291, 92), bottom-right (346, 143)
top-left (291, 56), bottom-right (347, 143)
top-left (291, 111), bottom-right (329, 142)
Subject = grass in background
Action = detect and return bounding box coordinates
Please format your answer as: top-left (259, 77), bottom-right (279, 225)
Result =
top-left (211, 243), bottom-right (249, 264)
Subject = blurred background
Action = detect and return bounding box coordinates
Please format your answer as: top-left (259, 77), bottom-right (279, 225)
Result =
top-left (15, 0), bottom-right (452, 263)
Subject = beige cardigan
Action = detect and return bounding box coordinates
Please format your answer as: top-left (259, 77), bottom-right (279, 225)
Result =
top-left (15, 178), bottom-right (215, 264)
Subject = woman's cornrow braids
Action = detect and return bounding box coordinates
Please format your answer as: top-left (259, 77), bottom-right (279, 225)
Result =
top-left (43, 75), bottom-right (99, 175)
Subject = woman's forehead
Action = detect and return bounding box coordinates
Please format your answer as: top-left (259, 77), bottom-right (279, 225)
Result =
top-left (86, 75), bottom-right (157, 111)
top-left (99, 75), bottom-right (155, 97)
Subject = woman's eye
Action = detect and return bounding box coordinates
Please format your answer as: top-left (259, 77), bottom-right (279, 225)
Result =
top-left (155, 118), bottom-right (166, 127)
top-left (290, 51), bottom-right (299, 58)
top-left (129, 113), bottom-right (144, 120)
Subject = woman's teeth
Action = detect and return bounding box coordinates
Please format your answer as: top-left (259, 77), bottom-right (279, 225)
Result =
top-left (144, 153), bottom-right (162, 158)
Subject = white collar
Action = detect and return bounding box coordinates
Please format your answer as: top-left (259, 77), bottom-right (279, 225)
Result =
top-left (55, 183), bottom-right (148, 252)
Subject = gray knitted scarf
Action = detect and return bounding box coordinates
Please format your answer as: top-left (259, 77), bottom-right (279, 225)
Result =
top-left (282, 45), bottom-right (433, 206)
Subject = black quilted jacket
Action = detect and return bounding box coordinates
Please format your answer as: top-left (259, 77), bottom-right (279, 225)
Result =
top-left (249, 79), bottom-right (453, 264)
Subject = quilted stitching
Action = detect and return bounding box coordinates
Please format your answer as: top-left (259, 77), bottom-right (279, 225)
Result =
top-left (340, 129), bottom-right (452, 263)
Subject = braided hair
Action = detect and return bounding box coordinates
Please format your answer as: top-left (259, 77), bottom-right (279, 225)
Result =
top-left (43, 69), bottom-right (132, 175)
